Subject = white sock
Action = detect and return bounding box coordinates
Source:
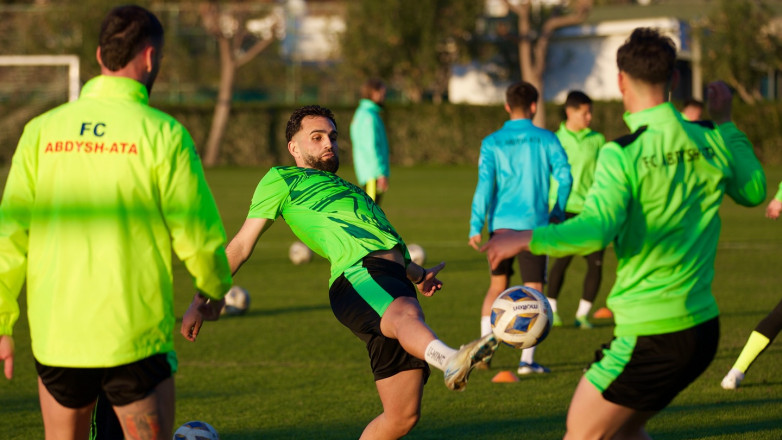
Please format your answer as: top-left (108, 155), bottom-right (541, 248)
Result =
top-left (576, 299), bottom-right (593, 318)
top-left (548, 297), bottom-right (558, 313)
top-left (424, 339), bottom-right (457, 371)
top-left (521, 346), bottom-right (536, 364)
top-left (480, 315), bottom-right (492, 336)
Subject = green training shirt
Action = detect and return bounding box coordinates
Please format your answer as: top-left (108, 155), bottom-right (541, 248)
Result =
top-left (551, 123), bottom-right (605, 214)
top-left (248, 166), bottom-right (409, 286)
top-left (0, 76), bottom-right (233, 368)
top-left (530, 103), bottom-right (766, 337)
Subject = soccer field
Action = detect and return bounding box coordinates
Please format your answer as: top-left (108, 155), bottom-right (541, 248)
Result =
top-left (3, 165), bottom-right (782, 439)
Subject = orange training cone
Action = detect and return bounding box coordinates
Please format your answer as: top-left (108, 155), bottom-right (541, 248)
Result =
top-left (491, 370), bottom-right (519, 383)
top-left (593, 307), bottom-right (613, 319)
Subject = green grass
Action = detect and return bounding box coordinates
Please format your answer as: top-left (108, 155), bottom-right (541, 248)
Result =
top-left (2, 165), bottom-right (782, 439)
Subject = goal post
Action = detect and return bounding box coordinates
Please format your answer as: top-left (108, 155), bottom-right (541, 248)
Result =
top-left (0, 55), bottom-right (80, 102)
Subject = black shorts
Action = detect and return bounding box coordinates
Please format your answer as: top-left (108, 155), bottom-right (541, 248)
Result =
top-left (35, 353), bottom-right (174, 409)
top-left (584, 318), bottom-right (719, 411)
top-left (491, 248), bottom-right (548, 284)
top-left (329, 257), bottom-right (431, 382)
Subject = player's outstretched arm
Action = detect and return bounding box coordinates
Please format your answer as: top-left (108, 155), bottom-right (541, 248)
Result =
top-left (480, 230), bottom-right (532, 270)
top-left (181, 293), bottom-right (225, 342)
top-left (226, 217), bottom-right (274, 275)
top-left (0, 335), bottom-right (14, 379)
top-left (406, 261), bottom-right (445, 297)
top-left (182, 217), bottom-right (274, 342)
top-left (709, 81), bottom-right (767, 206)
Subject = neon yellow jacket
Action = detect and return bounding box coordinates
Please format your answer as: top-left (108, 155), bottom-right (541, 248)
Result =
top-left (0, 76), bottom-right (232, 367)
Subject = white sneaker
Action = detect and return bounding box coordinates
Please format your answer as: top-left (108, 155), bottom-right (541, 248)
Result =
top-left (517, 361), bottom-right (551, 375)
top-left (721, 368), bottom-right (745, 390)
top-left (443, 334), bottom-right (499, 391)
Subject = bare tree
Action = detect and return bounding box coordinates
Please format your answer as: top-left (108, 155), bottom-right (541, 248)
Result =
top-left (502, 0), bottom-right (593, 127)
top-left (200, 1), bottom-right (281, 167)
top-left (700, 0), bottom-right (782, 104)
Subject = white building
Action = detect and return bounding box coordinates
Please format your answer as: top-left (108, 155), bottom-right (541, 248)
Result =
top-left (450, 16), bottom-right (700, 105)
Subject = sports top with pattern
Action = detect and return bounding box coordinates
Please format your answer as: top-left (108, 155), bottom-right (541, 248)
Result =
top-left (248, 166), bottom-right (409, 285)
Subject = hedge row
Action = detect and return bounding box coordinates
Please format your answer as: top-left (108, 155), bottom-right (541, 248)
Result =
top-left (1, 100), bottom-right (780, 167)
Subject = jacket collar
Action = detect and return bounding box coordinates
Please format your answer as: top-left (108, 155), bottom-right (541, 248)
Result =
top-left (80, 76), bottom-right (150, 104)
top-left (623, 102), bottom-right (680, 132)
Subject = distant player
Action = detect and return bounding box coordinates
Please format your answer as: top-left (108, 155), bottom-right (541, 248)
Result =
top-left (182, 105), bottom-right (498, 440)
top-left (547, 90), bottom-right (606, 329)
top-left (468, 81), bottom-right (572, 375)
top-left (721, 181), bottom-right (782, 389)
top-left (351, 78), bottom-right (391, 204)
top-left (481, 28), bottom-right (766, 438)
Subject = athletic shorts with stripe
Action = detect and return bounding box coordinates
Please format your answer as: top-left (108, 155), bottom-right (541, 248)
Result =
top-left (329, 256), bottom-right (431, 382)
top-left (585, 317), bottom-right (719, 411)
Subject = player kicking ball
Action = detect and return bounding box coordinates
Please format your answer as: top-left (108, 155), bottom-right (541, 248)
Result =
top-left (182, 105), bottom-right (498, 440)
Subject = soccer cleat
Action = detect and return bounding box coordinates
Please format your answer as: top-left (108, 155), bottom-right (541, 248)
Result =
top-left (443, 334), bottom-right (499, 391)
top-left (574, 315), bottom-right (593, 329)
top-left (721, 368), bottom-right (745, 390)
top-left (475, 354), bottom-right (493, 370)
top-left (551, 311), bottom-right (563, 327)
top-left (517, 361), bottom-right (550, 375)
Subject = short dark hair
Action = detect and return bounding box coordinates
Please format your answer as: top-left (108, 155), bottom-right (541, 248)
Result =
top-left (99, 5), bottom-right (164, 72)
top-left (505, 81), bottom-right (538, 113)
top-left (286, 105), bottom-right (338, 142)
top-left (360, 78), bottom-right (385, 100)
top-left (616, 27), bottom-right (676, 85)
top-left (683, 98), bottom-right (704, 109)
top-left (564, 90), bottom-right (592, 109)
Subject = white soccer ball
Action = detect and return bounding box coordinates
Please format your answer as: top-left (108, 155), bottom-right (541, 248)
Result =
top-left (490, 286), bottom-right (553, 349)
top-left (289, 241), bottom-right (313, 265)
top-left (407, 243), bottom-right (426, 266)
top-left (174, 420), bottom-right (219, 440)
top-left (221, 286), bottom-right (250, 316)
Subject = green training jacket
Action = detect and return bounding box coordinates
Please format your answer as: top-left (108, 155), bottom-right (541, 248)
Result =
top-left (350, 99), bottom-right (390, 186)
top-left (530, 103), bottom-right (766, 337)
top-left (0, 76), bottom-right (232, 368)
top-left (550, 123), bottom-right (605, 214)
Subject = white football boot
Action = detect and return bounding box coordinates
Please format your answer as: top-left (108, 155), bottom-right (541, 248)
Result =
top-left (720, 368), bottom-right (745, 390)
top-left (443, 333), bottom-right (499, 391)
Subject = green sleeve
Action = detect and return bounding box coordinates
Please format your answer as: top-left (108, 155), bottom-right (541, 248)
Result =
top-left (531, 144), bottom-right (629, 257)
top-left (248, 168), bottom-right (289, 220)
top-left (718, 122), bottom-right (766, 206)
top-left (158, 127), bottom-right (232, 300)
top-left (0, 119), bottom-right (40, 335)
top-left (776, 181), bottom-right (782, 202)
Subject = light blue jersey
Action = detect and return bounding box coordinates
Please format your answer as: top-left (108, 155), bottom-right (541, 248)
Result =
top-left (470, 118), bottom-right (572, 237)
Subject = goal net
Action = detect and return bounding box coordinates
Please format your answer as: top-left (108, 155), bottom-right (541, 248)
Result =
top-left (0, 55), bottom-right (80, 103)
top-left (0, 55), bottom-right (79, 164)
